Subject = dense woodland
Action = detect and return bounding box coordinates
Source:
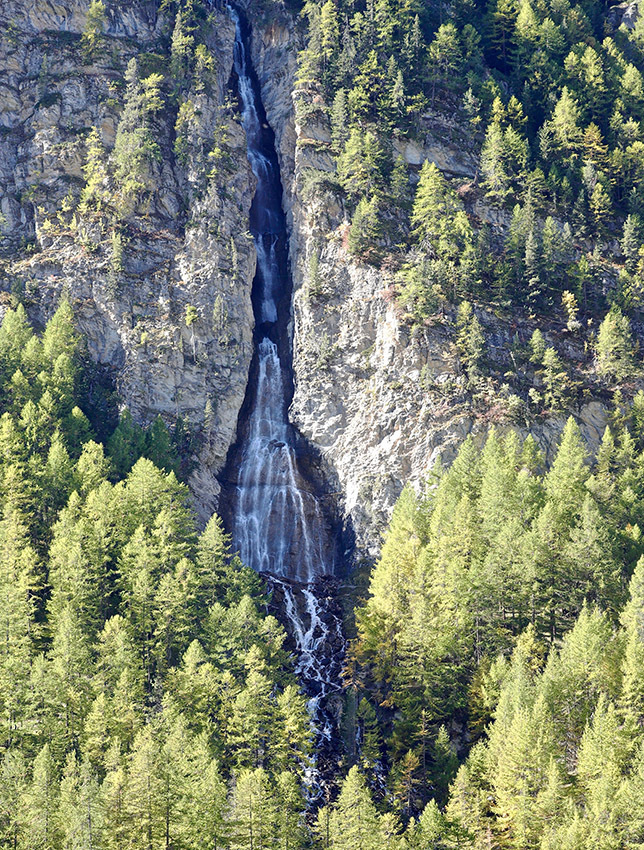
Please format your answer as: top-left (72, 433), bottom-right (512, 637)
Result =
top-left (4, 0), bottom-right (644, 846)
top-left (5, 302), bottom-right (644, 848)
top-left (0, 304), bottom-right (313, 848)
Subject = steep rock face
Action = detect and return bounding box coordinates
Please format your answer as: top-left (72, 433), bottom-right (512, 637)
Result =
top-left (0, 0), bottom-right (257, 520)
top-left (247, 6), bottom-right (608, 557)
top-left (0, 0), bottom-right (611, 551)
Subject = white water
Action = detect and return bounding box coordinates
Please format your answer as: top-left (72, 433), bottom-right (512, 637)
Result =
top-left (233, 336), bottom-right (328, 583)
top-left (230, 8), bottom-right (331, 585)
top-left (228, 7), bottom-right (344, 764)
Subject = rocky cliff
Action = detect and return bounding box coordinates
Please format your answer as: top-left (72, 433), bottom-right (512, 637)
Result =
top-left (0, 0), bottom-right (612, 556)
top-left (0, 0), bottom-right (259, 520)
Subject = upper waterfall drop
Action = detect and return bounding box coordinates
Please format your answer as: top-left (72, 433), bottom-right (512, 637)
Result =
top-left (226, 7), bottom-right (338, 585)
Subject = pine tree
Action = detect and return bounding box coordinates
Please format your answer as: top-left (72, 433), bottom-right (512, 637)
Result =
top-left (0, 304), bottom-right (34, 384)
top-left (622, 214), bottom-right (642, 271)
top-left (231, 767), bottom-right (277, 850)
top-left (25, 744), bottom-right (59, 850)
top-left (432, 725), bottom-right (459, 803)
top-left (273, 684), bottom-right (312, 772)
top-left (337, 129), bottom-right (375, 202)
top-left (0, 507), bottom-right (38, 746)
top-left (320, 0), bottom-right (340, 80)
top-left (411, 161), bottom-right (464, 253)
top-left (170, 8), bottom-right (195, 83)
top-left (107, 410), bottom-right (145, 479)
top-left (616, 742), bottom-right (644, 846)
top-left (348, 196), bottom-right (381, 257)
top-left (58, 751), bottom-right (103, 850)
top-left (76, 440), bottom-right (111, 495)
top-left (549, 87), bottom-right (583, 165)
top-left (356, 486), bottom-right (420, 682)
top-left (118, 526), bottom-right (159, 685)
top-left (275, 771), bottom-right (306, 850)
top-left (179, 732), bottom-right (228, 850)
top-left (125, 726), bottom-right (164, 849)
top-left (563, 495), bottom-right (621, 618)
top-left (100, 743), bottom-right (129, 850)
top-left (323, 766), bottom-right (381, 850)
top-left (491, 0), bottom-right (518, 69)
top-left (229, 648), bottom-right (274, 769)
top-left (79, 127), bottom-right (107, 213)
top-left (540, 606), bottom-right (620, 758)
top-left (595, 305), bottom-right (635, 382)
top-left (357, 697), bottom-right (381, 770)
top-left (428, 24), bottom-right (462, 103)
top-left (621, 556), bottom-right (644, 730)
top-left (389, 155), bottom-right (409, 208)
top-left (391, 749), bottom-right (421, 816)
top-left (47, 603), bottom-right (93, 753)
top-left (481, 121), bottom-right (511, 203)
top-left (42, 299), bottom-right (81, 365)
top-left (48, 526), bottom-right (102, 644)
top-left (81, 0), bottom-right (106, 62)
top-left (544, 417), bottom-right (588, 529)
top-left (408, 799), bottom-right (451, 849)
top-left (524, 228), bottom-right (544, 309)
top-left (330, 89), bottom-right (349, 153)
top-left (0, 750), bottom-right (26, 849)
top-left (196, 513), bottom-right (262, 610)
top-left (576, 695), bottom-right (627, 845)
top-left (492, 697), bottom-right (556, 849)
top-left (541, 347), bottom-right (569, 410)
top-left (454, 301), bottom-right (485, 379)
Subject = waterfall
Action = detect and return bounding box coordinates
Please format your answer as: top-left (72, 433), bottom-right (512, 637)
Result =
top-left (225, 7), bottom-right (345, 778)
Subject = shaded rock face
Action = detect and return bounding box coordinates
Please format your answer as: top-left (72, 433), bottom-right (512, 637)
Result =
top-left (0, 0), bottom-right (258, 521)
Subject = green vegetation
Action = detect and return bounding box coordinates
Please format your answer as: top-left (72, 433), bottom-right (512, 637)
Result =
top-left (8, 0), bottom-right (644, 846)
top-left (0, 300), bottom-right (312, 849)
top-left (80, 0), bottom-right (106, 62)
top-left (343, 405), bottom-right (644, 846)
top-left (298, 0), bottom-right (644, 328)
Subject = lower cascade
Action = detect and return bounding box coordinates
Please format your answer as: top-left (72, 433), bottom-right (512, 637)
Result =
top-left (224, 6), bottom-right (345, 785)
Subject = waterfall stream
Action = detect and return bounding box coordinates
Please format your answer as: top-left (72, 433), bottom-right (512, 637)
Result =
top-left (226, 7), bottom-right (345, 784)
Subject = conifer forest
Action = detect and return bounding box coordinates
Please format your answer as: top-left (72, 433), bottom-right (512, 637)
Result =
top-left (3, 0), bottom-right (644, 846)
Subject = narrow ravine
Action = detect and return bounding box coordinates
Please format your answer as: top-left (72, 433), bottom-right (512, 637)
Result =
top-left (223, 6), bottom-right (346, 791)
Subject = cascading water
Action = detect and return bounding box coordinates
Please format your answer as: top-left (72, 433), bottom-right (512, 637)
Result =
top-left (224, 6), bottom-right (345, 784)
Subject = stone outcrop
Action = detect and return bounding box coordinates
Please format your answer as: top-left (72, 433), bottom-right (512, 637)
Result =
top-left (0, 0), bottom-right (258, 521)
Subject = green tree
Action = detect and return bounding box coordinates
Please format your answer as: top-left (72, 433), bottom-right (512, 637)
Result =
top-left (24, 744), bottom-right (59, 850)
top-left (47, 604), bottom-right (93, 753)
top-left (0, 750), bottom-right (26, 849)
top-left (481, 121), bottom-right (511, 203)
top-left (411, 162), bottom-right (468, 256)
top-left (0, 304), bottom-right (34, 384)
top-left (454, 301), bottom-right (485, 380)
top-left (0, 508), bottom-right (39, 746)
top-left (348, 196), bottom-right (381, 257)
top-left (179, 732), bottom-right (228, 850)
top-left (79, 128), bottom-right (107, 213)
top-left (81, 0), bottom-right (106, 62)
top-left (595, 305), bottom-right (635, 382)
top-left (621, 556), bottom-right (644, 730)
top-left (318, 766), bottom-right (381, 850)
top-left (125, 726), bottom-right (164, 849)
top-left (231, 767), bottom-right (277, 850)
